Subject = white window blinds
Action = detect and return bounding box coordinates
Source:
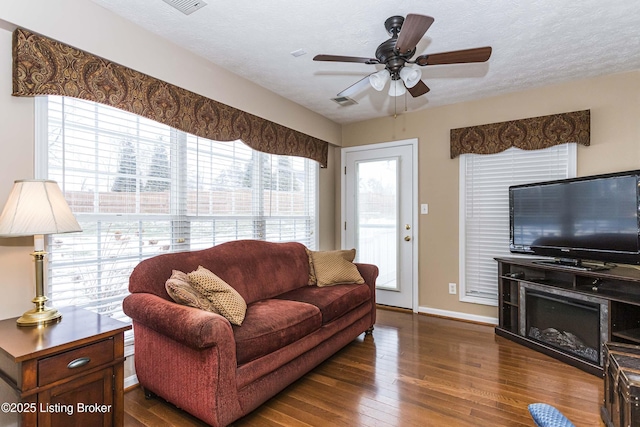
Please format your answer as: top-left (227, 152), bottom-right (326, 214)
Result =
top-left (459, 145), bottom-right (576, 305)
top-left (38, 96), bottom-right (317, 324)
top-left (186, 136), bottom-right (316, 249)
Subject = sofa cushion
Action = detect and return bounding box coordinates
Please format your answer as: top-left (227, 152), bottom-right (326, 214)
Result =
top-left (310, 249), bottom-right (365, 287)
top-left (276, 283), bottom-right (371, 324)
top-left (188, 266), bottom-right (247, 326)
top-left (165, 270), bottom-right (220, 314)
top-left (232, 299), bottom-right (321, 365)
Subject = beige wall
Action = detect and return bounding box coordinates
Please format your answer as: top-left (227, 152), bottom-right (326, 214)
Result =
top-left (0, 0), bottom-right (339, 321)
top-left (342, 71), bottom-right (640, 321)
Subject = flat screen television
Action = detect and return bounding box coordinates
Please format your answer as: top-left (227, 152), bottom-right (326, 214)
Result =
top-left (509, 170), bottom-right (640, 268)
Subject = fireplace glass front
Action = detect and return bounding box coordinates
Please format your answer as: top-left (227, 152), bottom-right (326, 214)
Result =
top-left (522, 287), bottom-right (606, 365)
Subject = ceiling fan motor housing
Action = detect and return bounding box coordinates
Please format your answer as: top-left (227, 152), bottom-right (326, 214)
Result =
top-left (376, 38), bottom-right (415, 76)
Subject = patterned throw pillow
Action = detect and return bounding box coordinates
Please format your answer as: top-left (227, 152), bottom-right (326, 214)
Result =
top-left (165, 270), bottom-right (220, 314)
top-left (188, 266), bottom-right (247, 326)
top-left (310, 249), bottom-right (365, 287)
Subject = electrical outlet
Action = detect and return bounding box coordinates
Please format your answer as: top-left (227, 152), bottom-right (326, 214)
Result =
top-left (448, 283), bottom-right (457, 294)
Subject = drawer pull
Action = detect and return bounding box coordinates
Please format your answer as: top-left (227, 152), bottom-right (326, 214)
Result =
top-left (67, 357), bottom-right (91, 369)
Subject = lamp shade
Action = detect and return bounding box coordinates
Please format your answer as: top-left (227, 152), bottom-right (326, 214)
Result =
top-left (0, 180), bottom-right (81, 237)
top-left (399, 66), bottom-right (422, 89)
top-left (369, 69), bottom-right (390, 91)
top-left (388, 79), bottom-right (406, 97)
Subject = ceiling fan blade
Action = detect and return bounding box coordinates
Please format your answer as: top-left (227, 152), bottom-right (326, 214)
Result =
top-left (415, 46), bottom-right (492, 66)
top-left (407, 80), bottom-right (430, 97)
top-left (395, 14), bottom-right (434, 55)
top-left (313, 54), bottom-right (379, 64)
top-left (337, 75), bottom-right (373, 98)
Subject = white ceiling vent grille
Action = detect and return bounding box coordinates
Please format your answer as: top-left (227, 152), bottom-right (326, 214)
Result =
top-left (161, 0), bottom-right (208, 15)
top-left (331, 96), bottom-right (358, 106)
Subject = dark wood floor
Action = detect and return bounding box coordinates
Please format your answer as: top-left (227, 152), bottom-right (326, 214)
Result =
top-left (124, 308), bottom-right (604, 426)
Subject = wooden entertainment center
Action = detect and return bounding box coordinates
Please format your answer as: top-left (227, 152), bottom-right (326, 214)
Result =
top-left (495, 257), bottom-right (640, 376)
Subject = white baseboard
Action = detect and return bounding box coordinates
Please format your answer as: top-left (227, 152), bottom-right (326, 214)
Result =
top-left (418, 306), bottom-right (498, 325)
top-left (124, 374), bottom-right (139, 390)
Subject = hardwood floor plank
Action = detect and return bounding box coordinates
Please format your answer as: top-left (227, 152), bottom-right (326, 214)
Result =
top-left (123, 412), bottom-right (147, 427)
top-left (125, 309), bottom-right (604, 426)
top-left (125, 385), bottom-right (208, 426)
top-left (245, 406), bottom-right (314, 427)
top-left (264, 395), bottom-right (350, 427)
top-left (124, 397), bottom-right (175, 427)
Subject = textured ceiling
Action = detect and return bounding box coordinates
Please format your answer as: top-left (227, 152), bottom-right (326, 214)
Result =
top-left (91, 0), bottom-right (640, 124)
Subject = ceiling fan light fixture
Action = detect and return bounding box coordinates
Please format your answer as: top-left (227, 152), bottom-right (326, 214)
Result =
top-left (369, 69), bottom-right (390, 91)
top-left (399, 66), bottom-right (422, 88)
top-left (388, 79), bottom-right (406, 97)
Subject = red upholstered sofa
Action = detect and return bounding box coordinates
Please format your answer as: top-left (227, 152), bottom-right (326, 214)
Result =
top-left (123, 239), bottom-right (378, 427)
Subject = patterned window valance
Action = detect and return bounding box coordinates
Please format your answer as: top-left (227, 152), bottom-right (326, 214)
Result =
top-left (450, 110), bottom-right (590, 159)
top-left (12, 28), bottom-right (329, 167)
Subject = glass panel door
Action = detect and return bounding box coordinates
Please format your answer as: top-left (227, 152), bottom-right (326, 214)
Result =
top-left (356, 158), bottom-right (399, 290)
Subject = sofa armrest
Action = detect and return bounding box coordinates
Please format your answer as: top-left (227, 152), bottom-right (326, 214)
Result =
top-left (123, 293), bottom-right (236, 351)
top-left (355, 263), bottom-right (379, 288)
top-left (355, 263), bottom-right (379, 329)
top-left (127, 295), bottom-right (242, 426)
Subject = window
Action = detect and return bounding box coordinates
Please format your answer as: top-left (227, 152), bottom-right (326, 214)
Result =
top-left (459, 145), bottom-right (576, 305)
top-left (37, 96), bottom-right (318, 325)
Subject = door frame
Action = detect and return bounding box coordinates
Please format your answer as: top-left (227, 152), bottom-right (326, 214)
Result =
top-left (341, 138), bottom-right (419, 313)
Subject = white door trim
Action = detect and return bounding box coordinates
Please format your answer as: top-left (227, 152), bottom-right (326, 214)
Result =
top-left (341, 138), bottom-right (419, 313)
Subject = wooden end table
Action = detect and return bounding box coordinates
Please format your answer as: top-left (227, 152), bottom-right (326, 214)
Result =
top-left (0, 306), bottom-right (131, 427)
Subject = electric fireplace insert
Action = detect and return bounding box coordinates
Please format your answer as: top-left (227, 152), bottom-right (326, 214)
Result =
top-left (519, 282), bottom-right (608, 365)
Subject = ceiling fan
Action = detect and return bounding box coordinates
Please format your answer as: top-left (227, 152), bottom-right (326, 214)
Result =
top-left (314, 14), bottom-right (492, 99)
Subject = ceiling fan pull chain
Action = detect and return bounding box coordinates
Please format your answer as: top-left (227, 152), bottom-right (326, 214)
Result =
top-left (394, 93), bottom-right (398, 119)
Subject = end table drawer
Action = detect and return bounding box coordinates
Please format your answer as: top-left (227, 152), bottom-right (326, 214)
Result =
top-left (38, 338), bottom-right (114, 386)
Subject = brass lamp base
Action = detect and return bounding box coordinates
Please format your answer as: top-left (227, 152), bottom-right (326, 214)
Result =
top-left (15, 250), bottom-right (63, 327)
top-left (16, 306), bottom-right (62, 327)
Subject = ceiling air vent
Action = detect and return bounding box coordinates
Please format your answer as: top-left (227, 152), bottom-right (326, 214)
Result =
top-left (331, 96), bottom-right (358, 107)
top-left (161, 0), bottom-right (208, 15)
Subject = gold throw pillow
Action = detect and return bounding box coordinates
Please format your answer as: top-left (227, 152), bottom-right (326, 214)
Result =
top-left (310, 249), bottom-right (365, 287)
top-left (188, 266), bottom-right (247, 326)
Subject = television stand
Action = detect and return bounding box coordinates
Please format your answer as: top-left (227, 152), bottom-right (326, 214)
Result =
top-left (495, 257), bottom-right (640, 376)
top-left (533, 259), bottom-right (611, 271)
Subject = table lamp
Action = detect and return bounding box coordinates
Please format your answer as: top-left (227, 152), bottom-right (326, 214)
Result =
top-left (0, 180), bottom-right (81, 326)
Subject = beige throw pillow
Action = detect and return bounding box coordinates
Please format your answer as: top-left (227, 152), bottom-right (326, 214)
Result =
top-left (188, 266), bottom-right (247, 326)
top-left (310, 249), bottom-right (365, 287)
top-left (165, 270), bottom-right (220, 314)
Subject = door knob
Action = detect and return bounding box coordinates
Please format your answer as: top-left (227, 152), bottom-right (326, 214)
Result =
top-left (404, 236), bottom-right (411, 241)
